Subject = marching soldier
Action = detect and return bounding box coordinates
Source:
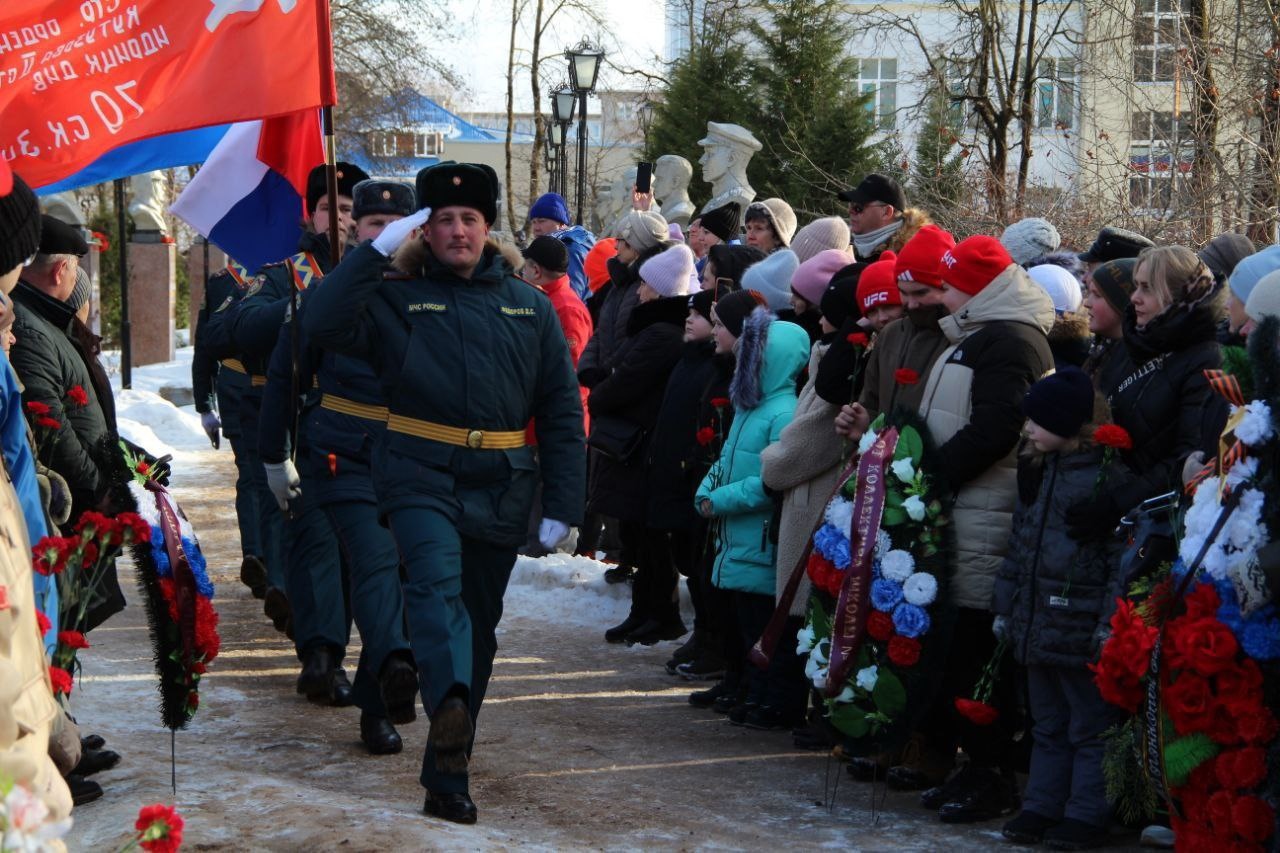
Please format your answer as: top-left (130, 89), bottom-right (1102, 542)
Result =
top-left (192, 255), bottom-right (269, 598)
top-left (258, 178), bottom-right (417, 752)
top-left (304, 162), bottom-right (585, 824)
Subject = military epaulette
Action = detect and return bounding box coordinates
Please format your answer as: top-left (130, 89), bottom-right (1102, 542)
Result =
top-left (382, 270), bottom-right (412, 281)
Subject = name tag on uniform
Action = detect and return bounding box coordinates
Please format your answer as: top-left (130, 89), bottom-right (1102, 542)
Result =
top-left (499, 306), bottom-right (535, 317)
top-left (408, 303), bottom-right (447, 314)
top-left (1048, 595), bottom-right (1070, 609)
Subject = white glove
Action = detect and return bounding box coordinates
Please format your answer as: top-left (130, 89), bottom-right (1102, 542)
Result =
top-left (371, 207), bottom-right (430, 257)
top-left (264, 460), bottom-right (301, 510)
top-left (538, 518), bottom-right (570, 552)
top-left (992, 615), bottom-right (1009, 642)
top-left (1181, 450), bottom-right (1207, 487)
top-left (201, 411), bottom-right (221, 449)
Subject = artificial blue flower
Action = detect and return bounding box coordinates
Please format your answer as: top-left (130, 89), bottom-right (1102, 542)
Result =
top-left (871, 578), bottom-right (904, 612)
top-left (893, 603), bottom-right (931, 638)
top-left (814, 524), bottom-right (852, 569)
top-left (1241, 617), bottom-right (1280, 660)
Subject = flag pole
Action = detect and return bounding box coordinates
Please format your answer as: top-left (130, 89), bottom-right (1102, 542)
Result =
top-left (322, 106), bottom-right (340, 264)
top-left (114, 178), bottom-right (132, 389)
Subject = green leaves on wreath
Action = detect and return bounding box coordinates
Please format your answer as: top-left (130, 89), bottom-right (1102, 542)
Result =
top-left (872, 668), bottom-right (906, 718)
top-left (893, 426), bottom-right (923, 465)
top-left (829, 702), bottom-right (871, 738)
top-left (1162, 733), bottom-right (1220, 788)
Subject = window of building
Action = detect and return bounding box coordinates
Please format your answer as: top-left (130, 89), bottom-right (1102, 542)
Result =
top-left (1129, 110), bottom-right (1193, 213)
top-left (857, 58), bottom-right (897, 129)
top-left (1134, 0), bottom-right (1189, 83)
top-left (1036, 58), bottom-right (1077, 129)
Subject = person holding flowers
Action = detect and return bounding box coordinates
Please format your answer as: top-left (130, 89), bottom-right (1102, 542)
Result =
top-left (992, 367), bottom-right (1132, 849)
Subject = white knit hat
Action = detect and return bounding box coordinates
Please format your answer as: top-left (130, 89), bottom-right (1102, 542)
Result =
top-left (746, 198), bottom-right (798, 246)
top-left (616, 210), bottom-right (669, 252)
top-left (791, 216), bottom-right (851, 263)
top-left (1028, 262), bottom-right (1082, 314)
top-left (639, 244), bottom-right (696, 298)
top-left (1246, 269), bottom-right (1280, 324)
top-left (1000, 217), bottom-right (1062, 266)
top-left (740, 248), bottom-right (800, 311)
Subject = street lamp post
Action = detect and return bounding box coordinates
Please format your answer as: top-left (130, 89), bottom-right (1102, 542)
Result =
top-left (565, 39), bottom-right (604, 226)
top-left (542, 114), bottom-right (558, 194)
top-left (551, 84), bottom-right (577, 198)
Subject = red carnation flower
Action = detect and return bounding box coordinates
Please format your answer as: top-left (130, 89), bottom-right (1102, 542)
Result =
top-left (74, 511), bottom-right (113, 536)
top-left (57, 630), bottom-right (89, 650)
top-left (954, 697), bottom-right (999, 725)
top-left (867, 610), bottom-right (895, 641)
top-left (24, 400), bottom-right (50, 416)
top-left (137, 461), bottom-right (151, 475)
top-left (135, 802), bottom-right (184, 853)
top-left (894, 368), bottom-right (920, 386)
top-left (1215, 748), bottom-right (1268, 791)
top-left (710, 397), bottom-right (730, 409)
top-left (1231, 795), bottom-right (1276, 844)
top-left (887, 635), bottom-right (921, 667)
top-left (32, 535), bottom-right (71, 576)
top-left (67, 385), bottom-right (88, 407)
top-left (1164, 671), bottom-right (1215, 735)
top-left (846, 332), bottom-right (870, 348)
top-left (117, 512), bottom-right (152, 544)
top-left (1205, 790), bottom-right (1235, 837)
top-left (36, 416), bottom-right (61, 430)
top-left (696, 427), bottom-right (716, 446)
top-left (35, 609), bottom-right (51, 637)
top-left (48, 665), bottom-right (72, 695)
top-left (1168, 616), bottom-right (1238, 678)
top-left (194, 596), bottom-right (221, 661)
top-left (1093, 423), bottom-right (1133, 450)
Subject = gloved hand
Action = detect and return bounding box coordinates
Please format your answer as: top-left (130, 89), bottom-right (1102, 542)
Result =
top-left (1064, 493), bottom-right (1122, 541)
top-left (152, 454), bottom-right (173, 487)
top-left (1091, 624), bottom-right (1112, 660)
top-left (264, 460), bottom-right (301, 510)
top-left (1182, 450), bottom-right (1207, 487)
top-left (201, 411), bottom-right (221, 449)
top-left (538, 518), bottom-right (570, 552)
top-left (992, 615), bottom-right (1009, 642)
top-left (371, 207), bottom-right (430, 257)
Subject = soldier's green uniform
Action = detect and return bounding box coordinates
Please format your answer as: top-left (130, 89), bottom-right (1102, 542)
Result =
top-left (303, 163), bottom-right (585, 816)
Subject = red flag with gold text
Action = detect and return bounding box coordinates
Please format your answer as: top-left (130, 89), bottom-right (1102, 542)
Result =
top-left (0, 0), bottom-right (337, 189)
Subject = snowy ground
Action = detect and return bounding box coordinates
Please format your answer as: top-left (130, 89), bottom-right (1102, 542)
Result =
top-left (59, 351), bottom-right (1142, 850)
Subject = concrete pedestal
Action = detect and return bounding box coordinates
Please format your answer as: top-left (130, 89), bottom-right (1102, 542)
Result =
top-left (127, 240), bottom-right (175, 367)
top-left (185, 239), bottom-right (228, 338)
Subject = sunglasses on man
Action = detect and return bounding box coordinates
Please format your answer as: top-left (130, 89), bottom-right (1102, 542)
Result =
top-left (849, 202), bottom-right (888, 215)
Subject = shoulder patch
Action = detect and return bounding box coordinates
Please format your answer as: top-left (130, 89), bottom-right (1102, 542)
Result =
top-left (242, 275), bottom-right (265, 300)
top-left (213, 294), bottom-right (236, 314)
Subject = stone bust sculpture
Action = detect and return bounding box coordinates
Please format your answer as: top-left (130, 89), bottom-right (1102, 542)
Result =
top-left (697, 121), bottom-right (761, 216)
top-left (607, 165), bottom-right (664, 236)
top-left (42, 191), bottom-right (85, 228)
top-left (653, 154), bottom-right (694, 228)
top-left (591, 184), bottom-right (616, 235)
top-left (129, 171), bottom-right (169, 234)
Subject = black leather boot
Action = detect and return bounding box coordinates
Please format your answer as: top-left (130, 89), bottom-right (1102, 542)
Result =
top-left (424, 790), bottom-right (477, 824)
top-left (359, 713), bottom-right (402, 755)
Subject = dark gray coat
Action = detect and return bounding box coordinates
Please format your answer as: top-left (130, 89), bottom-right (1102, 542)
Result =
top-left (992, 444), bottom-right (1130, 668)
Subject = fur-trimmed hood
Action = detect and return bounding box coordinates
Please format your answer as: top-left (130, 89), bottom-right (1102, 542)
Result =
top-left (1049, 311), bottom-right (1090, 345)
top-left (389, 237), bottom-right (513, 280)
top-left (884, 208), bottom-right (933, 254)
top-left (729, 308), bottom-right (809, 410)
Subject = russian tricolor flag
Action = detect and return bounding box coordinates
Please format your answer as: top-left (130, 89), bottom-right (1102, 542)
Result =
top-left (171, 110), bottom-right (324, 273)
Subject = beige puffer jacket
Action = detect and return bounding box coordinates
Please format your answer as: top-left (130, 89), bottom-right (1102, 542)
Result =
top-left (916, 265), bottom-right (1055, 611)
top-left (760, 341), bottom-right (844, 615)
top-left (0, 467), bottom-right (72, 834)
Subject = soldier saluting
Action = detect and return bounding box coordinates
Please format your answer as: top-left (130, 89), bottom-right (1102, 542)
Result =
top-left (304, 162), bottom-right (585, 824)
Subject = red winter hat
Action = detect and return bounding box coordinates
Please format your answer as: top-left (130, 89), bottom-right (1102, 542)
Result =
top-left (894, 225), bottom-right (956, 287)
top-left (940, 235), bottom-right (1014, 296)
top-left (856, 251), bottom-right (902, 312)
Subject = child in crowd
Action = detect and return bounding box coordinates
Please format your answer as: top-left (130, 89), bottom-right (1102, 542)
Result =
top-left (992, 367), bottom-right (1129, 851)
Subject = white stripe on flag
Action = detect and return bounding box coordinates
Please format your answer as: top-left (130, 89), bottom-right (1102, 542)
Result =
top-left (169, 121), bottom-right (269, 233)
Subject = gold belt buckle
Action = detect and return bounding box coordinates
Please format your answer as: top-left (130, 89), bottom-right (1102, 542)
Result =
top-left (466, 429), bottom-right (484, 449)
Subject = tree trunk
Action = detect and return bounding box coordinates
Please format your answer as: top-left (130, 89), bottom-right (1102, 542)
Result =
top-left (1186, 0), bottom-right (1220, 242)
top-left (1014, 0), bottom-right (1037, 217)
top-left (504, 0), bottom-right (521, 235)
top-left (527, 0), bottom-right (547, 223)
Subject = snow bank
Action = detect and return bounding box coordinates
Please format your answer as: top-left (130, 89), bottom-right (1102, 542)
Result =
top-left (115, 388), bottom-right (209, 455)
top-left (505, 553), bottom-right (693, 632)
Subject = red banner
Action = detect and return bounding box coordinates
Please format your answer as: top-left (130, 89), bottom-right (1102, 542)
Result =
top-left (0, 0), bottom-right (336, 189)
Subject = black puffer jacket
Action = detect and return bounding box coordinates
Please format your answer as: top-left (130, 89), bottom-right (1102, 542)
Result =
top-left (645, 339), bottom-right (720, 530)
top-left (1102, 283), bottom-right (1228, 512)
top-left (578, 242), bottom-right (672, 389)
top-left (586, 294), bottom-right (687, 522)
top-left (992, 442), bottom-right (1131, 667)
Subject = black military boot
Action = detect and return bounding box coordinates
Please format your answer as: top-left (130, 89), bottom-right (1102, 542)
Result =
top-left (263, 586), bottom-right (291, 634)
top-left (424, 790), bottom-right (477, 824)
top-left (296, 646), bottom-right (335, 701)
top-left (428, 696), bottom-right (473, 776)
top-left (239, 554), bottom-right (268, 599)
top-left (379, 653), bottom-right (419, 725)
top-left (359, 713), bottom-right (402, 755)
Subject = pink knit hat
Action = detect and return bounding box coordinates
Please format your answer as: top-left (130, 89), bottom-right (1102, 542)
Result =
top-left (640, 244), bottom-right (696, 298)
top-left (791, 248), bottom-right (854, 304)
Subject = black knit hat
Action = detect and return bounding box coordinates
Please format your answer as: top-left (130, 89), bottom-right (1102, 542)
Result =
top-left (352, 179), bottom-right (415, 220)
top-left (415, 161), bottom-right (500, 224)
top-left (1078, 226), bottom-right (1154, 264)
top-left (306, 162), bottom-right (370, 215)
top-left (688, 282), bottom-right (733, 322)
top-left (1092, 257), bottom-right (1137, 317)
top-left (522, 235), bottom-right (569, 274)
top-left (700, 201), bottom-right (741, 242)
top-left (38, 215), bottom-right (88, 256)
top-left (1022, 367), bottom-right (1095, 439)
top-left (0, 168), bottom-right (41, 275)
top-left (819, 262), bottom-right (867, 329)
top-left (713, 288), bottom-right (768, 338)
top-left (707, 243), bottom-right (765, 290)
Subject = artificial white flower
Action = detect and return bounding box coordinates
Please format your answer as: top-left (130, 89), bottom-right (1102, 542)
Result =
top-left (874, 529), bottom-right (893, 559)
top-left (804, 652), bottom-right (822, 681)
top-left (891, 458), bottom-right (915, 484)
top-left (857, 428), bottom-right (878, 456)
top-left (881, 549), bottom-right (915, 583)
top-left (903, 495), bottom-right (927, 522)
top-left (1, 784), bottom-right (72, 848)
top-left (811, 637), bottom-right (830, 665)
top-left (902, 572), bottom-right (938, 606)
top-left (796, 624), bottom-right (816, 656)
top-left (1179, 479), bottom-right (1268, 584)
top-left (855, 665), bottom-right (879, 692)
top-left (833, 685), bottom-right (856, 704)
top-left (1225, 456), bottom-right (1260, 491)
top-left (1234, 401), bottom-right (1275, 447)
top-left (812, 666), bottom-right (829, 691)
top-left (824, 497), bottom-right (854, 537)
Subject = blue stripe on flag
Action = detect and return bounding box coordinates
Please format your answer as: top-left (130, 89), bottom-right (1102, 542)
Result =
top-left (36, 125), bottom-right (232, 195)
top-left (207, 169), bottom-right (303, 273)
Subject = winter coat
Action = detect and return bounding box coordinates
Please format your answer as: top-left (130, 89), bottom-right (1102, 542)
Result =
top-left (847, 307), bottom-right (952, 417)
top-left (9, 281), bottom-right (113, 514)
top-left (760, 339), bottom-right (843, 614)
top-left (917, 265), bottom-right (1055, 611)
top-left (696, 313), bottom-right (810, 595)
top-left (554, 224), bottom-right (597, 301)
top-left (992, 441), bottom-right (1131, 667)
top-left (1102, 284), bottom-right (1228, 513)
top-left (586, 294), bottom-right (687, 522)
top-left (577, 242), bottom-right (670, 389)
top-left (646, 339), bottom-right (721, 530)
top-left (541, 274), bottom-right (593, 437)
top-left (1048, 311), bottom-right (1091, 370)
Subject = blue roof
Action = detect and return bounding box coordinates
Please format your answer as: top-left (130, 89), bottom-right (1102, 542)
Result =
top-left (359, 89), bottom-right (497, 141)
